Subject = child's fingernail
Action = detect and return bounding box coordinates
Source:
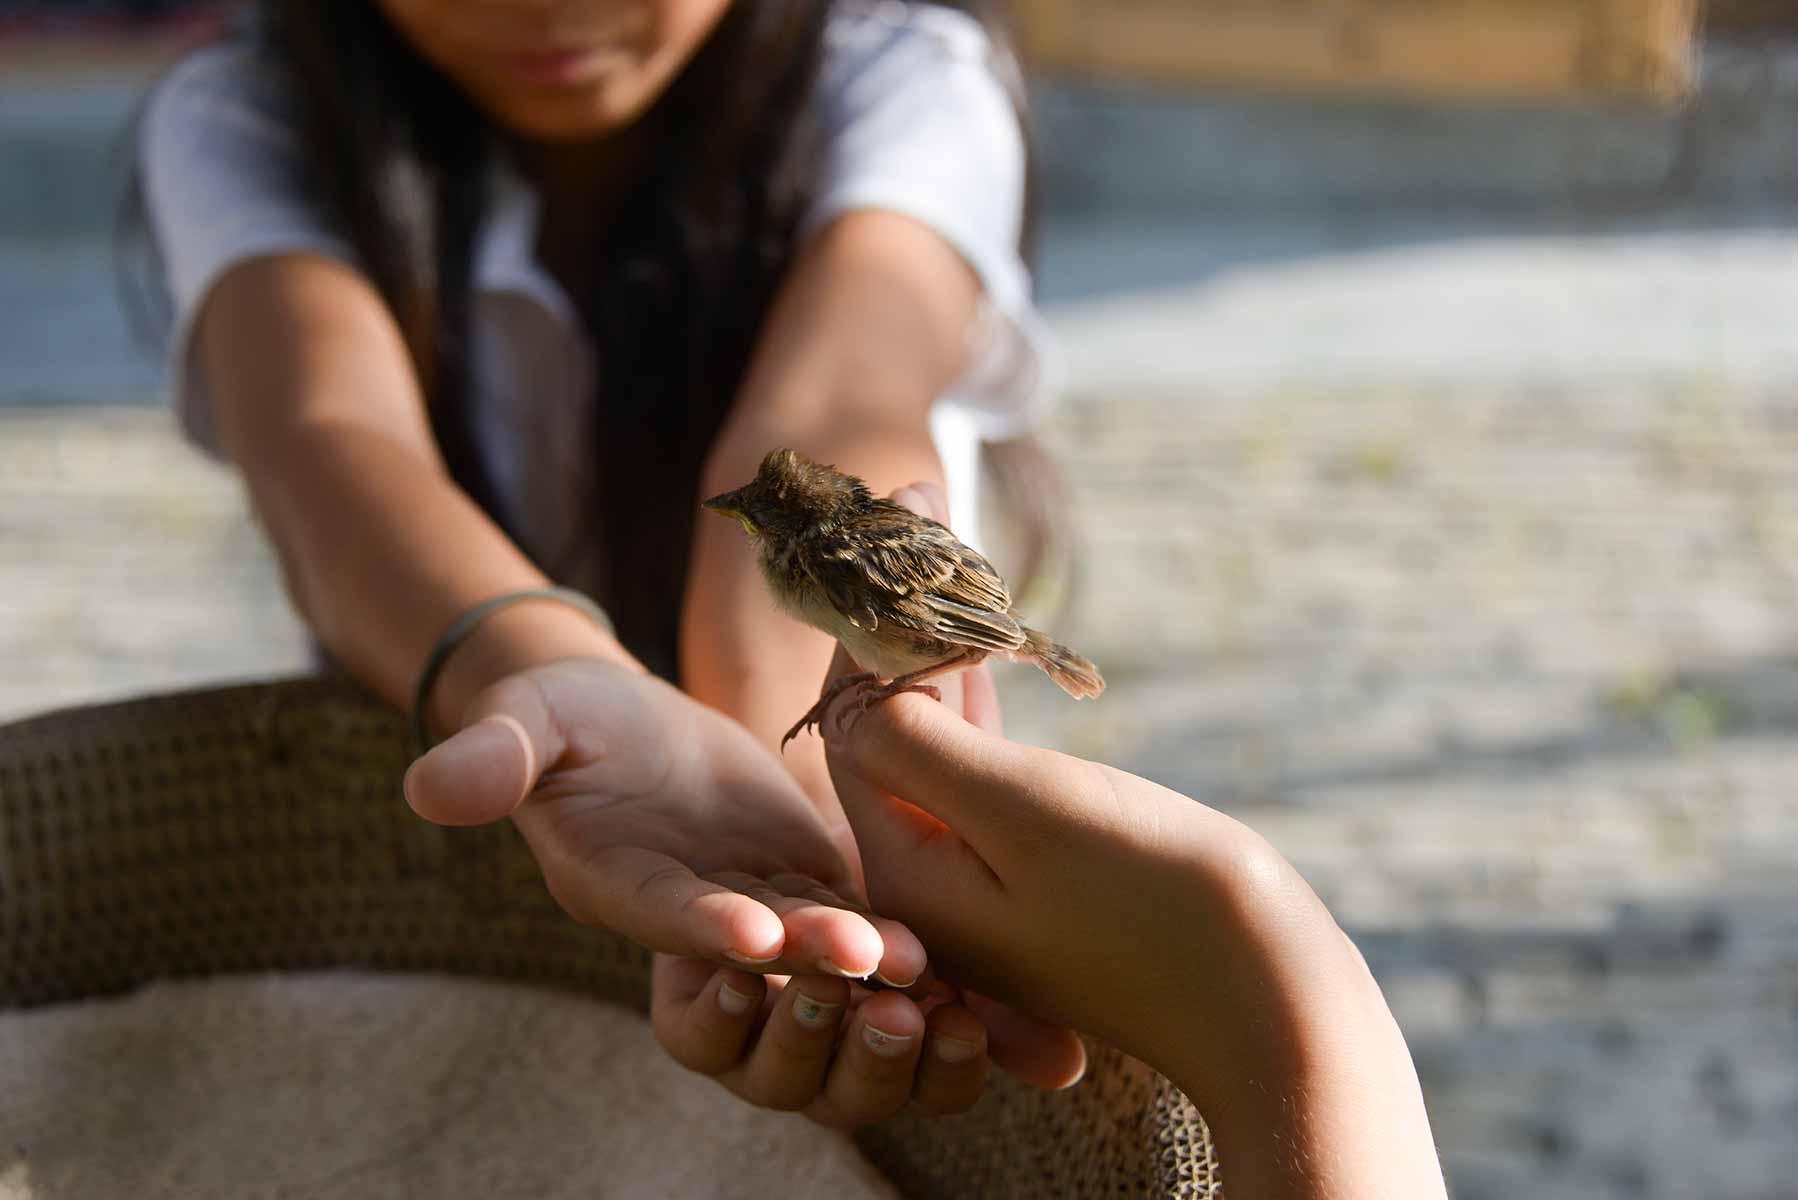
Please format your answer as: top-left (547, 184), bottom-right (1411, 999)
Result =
top-left (1056, 1044), bottom-right (1089, 1090)
top-left (791, 993), bottom-right (844, 1030)
top-left (931, 1033), bottom-right (982, 1063)
top-left (725, 950), bottom-right (781, 966)
top-left (861, 1024), bottom-right (917, 1059)
top-left (820, 959), bottom-right (872, 980)
top-left (717, 980), bottom-right (758, 1016)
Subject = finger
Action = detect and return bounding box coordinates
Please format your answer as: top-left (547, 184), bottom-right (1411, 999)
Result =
top-left (911, 1003), bottom-right (990, 1115)
top-left (808, 989), bottom-right (928, 1128)
top-left (519, 839), bottom-right (786, 962)
top-left (964, 989), bottom-right (1088, 1091)
top-left (403, 673), bottom-right (564, 827)
top-left (739, 975), bottom-right (852, 1111)
top-left (701, 874), bottom-right (884, 985)
top-left (889, 482), bottom-right (948, 524)
top-left (865, 913), bottom-right (929, 990)
top-left (961, 662), bottom-right (1004, 736)
top-left (706, 871), bottom-right (893, 980)
top-left (651, 957), bottom-right (767, 1077)
top-left (825, 686), bottom-right (1050, 856)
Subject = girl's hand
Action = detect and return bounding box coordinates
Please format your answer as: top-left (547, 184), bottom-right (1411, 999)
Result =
top-left (404, 658), bottom-right (923, 983)
top-left (403, 491), bottom-right (1086, 1123)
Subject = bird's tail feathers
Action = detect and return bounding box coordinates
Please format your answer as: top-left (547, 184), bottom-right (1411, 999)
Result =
top-left (1020, 627), bottom-right (1105, 699)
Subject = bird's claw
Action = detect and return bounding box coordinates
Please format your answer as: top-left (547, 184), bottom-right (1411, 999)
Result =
top-left (781, 671), bottom-right (879, 752)
top-left (830, 681), bottom-right (942, 740)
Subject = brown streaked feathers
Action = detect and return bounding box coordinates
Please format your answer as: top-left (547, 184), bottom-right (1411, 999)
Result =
top-left (703, 449), bottom-right (1104, 748)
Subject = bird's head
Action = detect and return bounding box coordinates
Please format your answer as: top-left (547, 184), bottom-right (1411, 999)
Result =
top-left (702, 448), bottom-right (871, 546)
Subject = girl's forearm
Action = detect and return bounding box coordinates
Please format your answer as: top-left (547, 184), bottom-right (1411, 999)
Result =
top-left (194, 256), bottom-right (640, 738)
top-left (246, 420), bottom-right (641, 736)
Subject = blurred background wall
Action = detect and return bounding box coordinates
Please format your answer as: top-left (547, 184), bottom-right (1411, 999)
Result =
top-left (2, 3), bottom-right (1796, 1197)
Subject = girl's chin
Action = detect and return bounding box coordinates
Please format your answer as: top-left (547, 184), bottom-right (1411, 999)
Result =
top-left (485, 87), bottom-right (650, 143)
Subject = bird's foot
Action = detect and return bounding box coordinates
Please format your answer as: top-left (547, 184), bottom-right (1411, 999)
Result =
top-left (831, 680), bottom-right (943, 740)
top-left (781, 671), bottom-right (879, 752)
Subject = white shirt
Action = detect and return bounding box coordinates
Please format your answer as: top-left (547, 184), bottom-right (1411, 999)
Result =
top-left (139, 1), bottom-right (1056, 559)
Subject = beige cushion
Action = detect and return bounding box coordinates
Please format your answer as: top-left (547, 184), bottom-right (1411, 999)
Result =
top-left (0, 971), bottom-right (895, 1199)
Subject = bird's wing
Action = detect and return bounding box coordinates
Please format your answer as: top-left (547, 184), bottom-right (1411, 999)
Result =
top-left (807, 502), bottom-right (1025, 653)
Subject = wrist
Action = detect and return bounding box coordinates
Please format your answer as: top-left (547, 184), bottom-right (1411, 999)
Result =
top-left (426, 595), bottom-right (643, 737)
top-left (1158, 925), bottom-right (1445, 1198)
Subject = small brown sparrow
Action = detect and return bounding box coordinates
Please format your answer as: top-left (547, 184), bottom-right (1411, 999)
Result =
top-left (703, 449), bottom-right (1104, 750)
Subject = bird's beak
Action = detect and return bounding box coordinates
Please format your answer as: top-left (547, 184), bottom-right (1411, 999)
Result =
top-left (702, 488), bottom-right (757, 536)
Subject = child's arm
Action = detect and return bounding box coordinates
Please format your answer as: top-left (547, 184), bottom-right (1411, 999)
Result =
top-left (192, 253), bottom-right (917, 979)
top-left (805, 654), bottom-right (1451, 1196)
top-left (681, 209), bottom-right (983, 812)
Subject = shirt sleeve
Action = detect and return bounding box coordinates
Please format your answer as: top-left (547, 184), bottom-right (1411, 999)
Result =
top-left (804, 4), bottom-right (1059, 444)
top-left (138, 43), bottom-right (360, 456)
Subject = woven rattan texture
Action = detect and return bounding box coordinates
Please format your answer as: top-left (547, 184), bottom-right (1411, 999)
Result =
top-left (0, 678), bottom-right (1220, 1198)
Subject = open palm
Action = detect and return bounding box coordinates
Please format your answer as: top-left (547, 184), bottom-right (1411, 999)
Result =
top-left (405, 658), bottom-right (925, 981)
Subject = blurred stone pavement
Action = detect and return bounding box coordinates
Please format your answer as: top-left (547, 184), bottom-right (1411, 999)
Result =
top-left (5, 36), bottom-right (1798, 1200)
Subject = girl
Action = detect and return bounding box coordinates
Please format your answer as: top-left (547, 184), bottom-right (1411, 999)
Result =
top-left (139, 0), bottom-right (1077, 1121)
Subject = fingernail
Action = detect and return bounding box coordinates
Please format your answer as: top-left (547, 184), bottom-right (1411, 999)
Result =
top-left (861, 1024), bottom-right (917, 1059)
top-left (931, 1034), bottom-right (981, 1063)
top-left (717, 980), bottom-right (758, 1016)
top-left (461, 715), bottom-right (535, 797)
top-left (873, 970), bottom-right (919, 989)
top-left (725, 950), bottom-right (781, 966)
top-left (819, 959), bottom-right (873, 980)
top-left (791, 993), bottom-right (844, 1030)
top-left (1056, 1045), bottom-right (1089, 1090)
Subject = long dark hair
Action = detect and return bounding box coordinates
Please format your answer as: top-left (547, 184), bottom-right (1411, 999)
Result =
top-left (137, 0), bottom-right (1051, 675)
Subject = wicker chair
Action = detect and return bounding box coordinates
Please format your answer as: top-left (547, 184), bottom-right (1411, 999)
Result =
top-left (0, 678), bottom-right (1220, 1197)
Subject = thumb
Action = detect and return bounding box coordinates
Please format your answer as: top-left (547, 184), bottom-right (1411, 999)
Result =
top-left (403, 675), bottom-right (565, 826)
top-left (824, 687), bottom-right (1037, 858)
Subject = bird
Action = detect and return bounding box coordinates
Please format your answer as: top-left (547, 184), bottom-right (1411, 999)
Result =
top-left (702, 448), bottom-right (1104, 750)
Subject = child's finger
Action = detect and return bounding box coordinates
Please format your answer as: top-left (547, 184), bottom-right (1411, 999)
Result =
top-left (960, 661), bottom-right (1004, 735)
top-left (760, 872), bottom-right (930, 988)
top-left (518, 838), bottom-right (787, 963)
top-left (650, 958), bottom-right (767, 1077)
top-left (703, 870), bottom-right (905, 981)
top-left (736, 975), bottom-right (852, 1111)
top-left (811, 989), bottom-right (928, 1127)
top-left (403, 670), bottom-right (568, 827)
top-left (964, 989), bottom-right (1088, 1092)
top-left (824, 686), bottom-right (1049, 856)
top-left (911, 1003), bottom-right (990, 1115)
top-left (404, 712), bottom-right (542, 827)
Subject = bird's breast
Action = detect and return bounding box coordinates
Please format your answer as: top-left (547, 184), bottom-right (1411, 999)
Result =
top-left (758, 544), bottom-right (950, 680)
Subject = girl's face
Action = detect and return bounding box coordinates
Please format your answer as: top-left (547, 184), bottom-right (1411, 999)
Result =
top-left (372, 0), bottom-right (734, 142)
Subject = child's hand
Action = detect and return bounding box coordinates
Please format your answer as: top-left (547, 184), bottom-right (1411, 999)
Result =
top-left (404, 658), bottom-right (923, 984)
top-left (822, 691), bottom-right (1448, 1194)
top-left (648, 955), bottom-right (990, 1128)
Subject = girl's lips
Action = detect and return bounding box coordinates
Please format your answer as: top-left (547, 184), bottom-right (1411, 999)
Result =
top-left (505, 45), bottom-right (607, 87)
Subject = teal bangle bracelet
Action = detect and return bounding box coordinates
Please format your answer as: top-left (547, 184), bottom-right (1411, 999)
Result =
top-left (410, 586), bottom-right (616, 753)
